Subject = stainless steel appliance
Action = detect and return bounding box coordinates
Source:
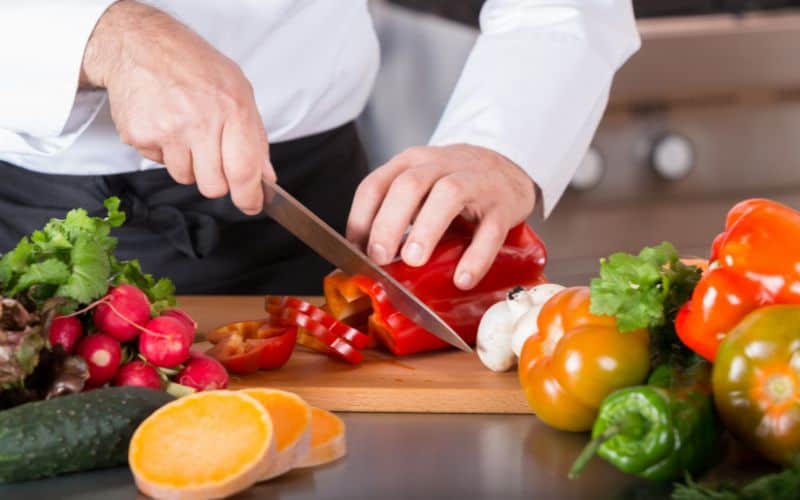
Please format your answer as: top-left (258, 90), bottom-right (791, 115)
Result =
top-left (360, 2), bottom-right (800, 285)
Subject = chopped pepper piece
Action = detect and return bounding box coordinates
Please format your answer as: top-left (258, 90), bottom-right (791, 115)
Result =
top-left (265, 296), bottom-right (370, 349)
top-left (324, 220), bottom-right (547, 356)
top-left (205, 320), bottom-right (297, 374)
top-left (676, 198), bottom-right (800, 361)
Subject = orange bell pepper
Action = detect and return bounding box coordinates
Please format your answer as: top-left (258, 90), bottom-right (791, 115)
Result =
top-left (518, 287), bottom-right (650, 431)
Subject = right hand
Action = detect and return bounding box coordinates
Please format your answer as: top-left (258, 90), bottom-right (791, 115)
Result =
top-left (80, 0), bottom-right (275, 215)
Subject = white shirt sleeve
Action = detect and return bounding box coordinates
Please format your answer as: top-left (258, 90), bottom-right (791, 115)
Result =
top-left (429, 0), bottom-right (640, 216)
top-left (0, 0), bottom-right (116, 157)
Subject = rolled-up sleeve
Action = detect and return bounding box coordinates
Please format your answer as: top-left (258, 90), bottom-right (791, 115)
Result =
top-left (429, 0), bottom-right (640, 216)
top-left (0, 0), bottom-right (116, 156)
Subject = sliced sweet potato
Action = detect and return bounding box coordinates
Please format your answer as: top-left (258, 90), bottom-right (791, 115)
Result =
top-left (129, 391), bottom-right (275, 499)
top-left (298, 407), bottom-right (347, 468)
top-left (241, 388), bottom-right (312, 480)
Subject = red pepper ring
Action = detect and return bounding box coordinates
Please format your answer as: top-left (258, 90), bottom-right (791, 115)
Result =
top-left (270, 307), bottom-right (363, 365)
top-left (265, 295), bottom-right (371, 349)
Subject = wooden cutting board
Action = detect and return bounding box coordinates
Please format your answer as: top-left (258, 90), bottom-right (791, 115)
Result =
top-left (179, 295), bottom-right (530, 414)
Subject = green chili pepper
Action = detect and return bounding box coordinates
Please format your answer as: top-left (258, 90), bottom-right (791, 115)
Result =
top-left (569, 360), bottom-right (718, 481)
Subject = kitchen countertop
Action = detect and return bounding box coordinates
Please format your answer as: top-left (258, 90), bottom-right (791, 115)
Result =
top-left (0, 296), bottom-right (766, 499)
top-left (1, 412), bottom-right (672, 500)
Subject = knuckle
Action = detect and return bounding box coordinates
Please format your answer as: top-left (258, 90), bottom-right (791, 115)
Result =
top-left (399, 146), bottom-right (427, 164)
top-left (435, 175), bottom-right (465, 199)
top-left (120, 123), bottom-right (156, 148)
top-left (354, 177), bottom-right (380, 201)
top-left (198, 181), bottom-right (229, 199)
top-left (172, 172), bottom-right (194, 185)
top-left (394, 170), bottom-right (426, 195)
top-left (225, 164), bottom-right (258, 186)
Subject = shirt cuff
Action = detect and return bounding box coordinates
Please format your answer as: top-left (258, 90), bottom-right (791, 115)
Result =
top-left (0, 0), bottom-right (116, 141)
top-left (430, 30), bottom-right (618, 217)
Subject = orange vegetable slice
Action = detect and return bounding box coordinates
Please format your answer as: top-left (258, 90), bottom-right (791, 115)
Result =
top-left (241, 388), bottom-right (312, 480)
top-left (298, 407), bottom-right (347, 468)
top-left (129, 391), bottom-right (275, 499)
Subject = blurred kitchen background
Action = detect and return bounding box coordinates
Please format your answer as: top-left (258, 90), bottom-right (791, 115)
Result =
top-left (357, 0), bottom-right (800, 285)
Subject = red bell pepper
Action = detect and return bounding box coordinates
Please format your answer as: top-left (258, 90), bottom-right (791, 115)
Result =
top-left (265, 296), bottom-right (371, 349)
top-left (205, 320), bottom-right (297, 374)
top-left (324, 219), bottom-right (547, 356)
top-left (676, 198), bottom-right (800, 361)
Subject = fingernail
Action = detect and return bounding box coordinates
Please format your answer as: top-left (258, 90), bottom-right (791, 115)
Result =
top-left (402, 241), bottom-right (424, 266)
top-left (369, 242), bottom-right (388, 264)
top-left (455, 271), bottom-right (473, 289)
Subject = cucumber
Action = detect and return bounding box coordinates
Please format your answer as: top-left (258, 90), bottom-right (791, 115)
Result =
top-left (0, 386), bottom-right (173, 483)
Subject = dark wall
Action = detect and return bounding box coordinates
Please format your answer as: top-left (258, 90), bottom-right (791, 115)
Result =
top-left (386, 0), bottom-right (800, 26)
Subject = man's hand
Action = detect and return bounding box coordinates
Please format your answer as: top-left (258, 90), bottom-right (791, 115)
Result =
top-left (81, 1), bottom-right (275, 214)
top-left (347, 144), bottom-right (536, 290)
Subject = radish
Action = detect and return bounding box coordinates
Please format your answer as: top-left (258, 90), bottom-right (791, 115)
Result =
top-left (49, 315), bottom-right (83, 354)
top-left (94, 284), bottom-right (151, 342)
top-left (176, 352), bottom-right (229, 391)
top-left (139, 316), bottom-right (193, 368)
top-left (76, 334), bottom-right (122, 387)
top-left (113, 360), bottom-right (163, 390)
top-left (161, 309), bottom-right (197, 337)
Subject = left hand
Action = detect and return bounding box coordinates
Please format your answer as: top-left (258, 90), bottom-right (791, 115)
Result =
top-left (346, 144), bottom-right (536, 290)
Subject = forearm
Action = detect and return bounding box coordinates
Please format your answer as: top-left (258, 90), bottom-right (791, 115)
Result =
top-left (430, 0), bottom-right (640, 216)
top-left (80, 0), bottom-right (170, 89)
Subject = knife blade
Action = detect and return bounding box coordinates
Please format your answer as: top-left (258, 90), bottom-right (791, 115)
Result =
top-left (261, 180), bottom-right (472, 352)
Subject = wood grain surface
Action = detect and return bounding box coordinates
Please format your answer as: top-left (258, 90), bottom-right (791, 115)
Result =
top-left (178, 295), bottom-right (530, 414)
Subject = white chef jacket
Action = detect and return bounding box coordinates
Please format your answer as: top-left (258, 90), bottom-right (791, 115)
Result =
top-left (0, 0), bottom-right (640, 216)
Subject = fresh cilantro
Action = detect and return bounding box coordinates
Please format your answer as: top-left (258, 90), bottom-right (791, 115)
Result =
top-left (9, 258), bottom-right (71, 296)
top-left (0, 197), bottom-right (175, 309)
top-left (111, 258), bottom-right (176, 314)
top-left (590, 242), bottom-right (701, 333)
top-left (673, 460), bottom-right (800, 500)
top-left (55, 236), bottom-right (111, 304)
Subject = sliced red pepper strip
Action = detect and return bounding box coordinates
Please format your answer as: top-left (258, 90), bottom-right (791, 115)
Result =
top-left (324, 220), bottom-right (548, 356)
top-left (270, 307), bottom-right (363, 365)
top-left (265, 296), bottom-right (371, 349)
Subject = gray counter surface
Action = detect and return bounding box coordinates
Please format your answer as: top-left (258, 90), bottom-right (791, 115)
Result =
top-left (0, 412), bottom-right (690, 500)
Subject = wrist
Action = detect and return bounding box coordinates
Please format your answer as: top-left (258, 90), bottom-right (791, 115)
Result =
top-left (79, 0), bottom-right (163, 89)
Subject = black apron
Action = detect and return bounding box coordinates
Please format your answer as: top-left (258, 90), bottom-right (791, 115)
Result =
top-left (0, 122), bottom-right (369, 295)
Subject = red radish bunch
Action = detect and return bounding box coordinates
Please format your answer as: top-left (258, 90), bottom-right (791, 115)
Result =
top-left (53, 284), bottom-right (228, 394)
top-left (176, 352), bottom-right (229, 391)
top-left (138, 316), bottom-right (193, 368)
top-left (76, 333), bottom-right (122, 387)
top-left (93, 284), bottom-right (151, 342)
top-left (49, 316), bottom-right (84, 354)
top-left (113, 360), bottom-right (162, 390)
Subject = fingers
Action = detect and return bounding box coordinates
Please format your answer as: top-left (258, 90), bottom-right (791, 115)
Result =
top-left (139, 147), bottom-right (164, 165)
top-left (190, 130), bottom-right (228, 199)
top-left (454, 213), bottom-right (508, 290)
top-left (162, 143), bottom-right (194, 185)
top-left (400, 174), bottom-right (468, 267)
top-left (365, 166), bottom-right (447, 265)
top-left (346, 156), bottom-right (410, 247)
top-left (220, 106), bottom-right (266, 215)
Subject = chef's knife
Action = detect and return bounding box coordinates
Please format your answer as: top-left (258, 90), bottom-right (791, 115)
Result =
top-left (261, 180), bottom-right (472, 352)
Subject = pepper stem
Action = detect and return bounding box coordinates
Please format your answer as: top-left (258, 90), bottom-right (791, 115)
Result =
top-left (568, 425), bottom-right (622, 480)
